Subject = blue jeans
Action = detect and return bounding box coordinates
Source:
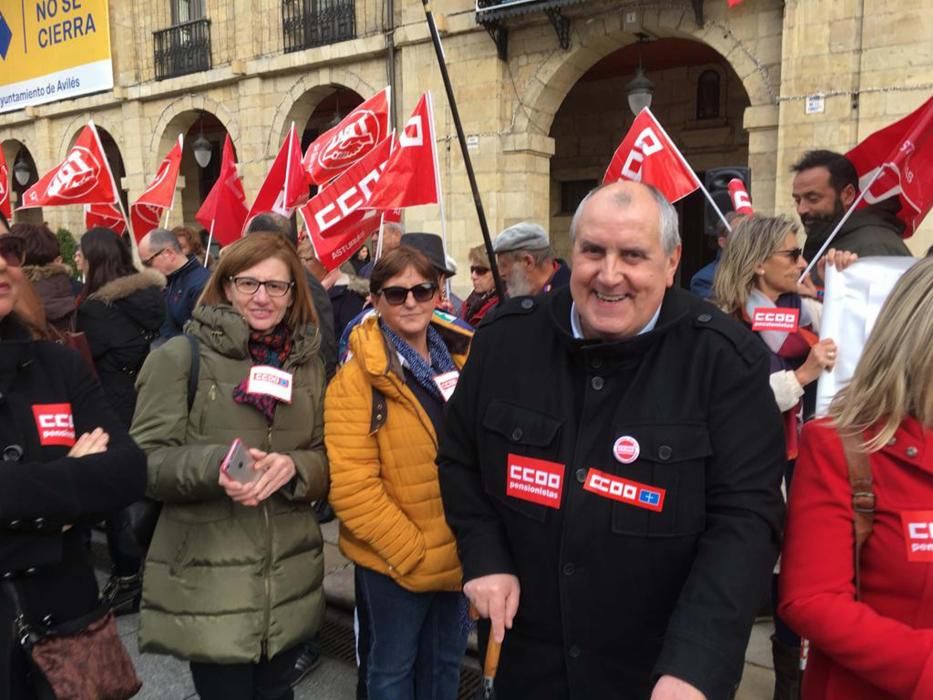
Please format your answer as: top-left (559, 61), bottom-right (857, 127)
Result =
top-left (356, 566), bottom-right (468, 700)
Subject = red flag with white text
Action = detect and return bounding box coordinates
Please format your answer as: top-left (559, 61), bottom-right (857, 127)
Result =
top-left (845, 97), bottom-right (933, 238)
top-left (303, 208), bottom-right (402, 272)
top-left (303, 87), bottom-right (391, 185)
top-left (247, 124), bottom-right (308, 222)
top-left (85, 203), bottom-right (127, 235)
top-left (130, 135), bottom-right (183, 241)
top-left (728, 178), bottom-right (754, 214)
top-left (603, 108), bottom-right (700, 203)
top-left (0, 149), bottom-right (11, 220)
top-left (364, 94), bottom-right (439, 210)
top-left (195, 135), bottom-right (249, 246)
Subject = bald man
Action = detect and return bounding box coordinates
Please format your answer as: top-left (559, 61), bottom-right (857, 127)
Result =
top-left (438, 182), bottom-right (784, 700)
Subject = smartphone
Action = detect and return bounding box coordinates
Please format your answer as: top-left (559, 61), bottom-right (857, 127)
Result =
top-left (220, 438), bottom-right (258, 484)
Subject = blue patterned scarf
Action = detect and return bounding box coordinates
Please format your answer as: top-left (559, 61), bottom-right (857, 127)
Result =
top-left (381, 322), bottom-right (456, 401)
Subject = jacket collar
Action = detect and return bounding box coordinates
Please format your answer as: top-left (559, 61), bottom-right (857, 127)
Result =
top-left (168, 255), bottom-right (200, 282)
top-left (86, 269), bottom-right (166, 304)
top-left (22, 262), bottom-right (74, 282)
top-left (878, 416), bottom-right (932, 471)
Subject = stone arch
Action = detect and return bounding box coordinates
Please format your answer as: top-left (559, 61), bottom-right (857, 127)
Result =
top-left (513, 5), bottom-right (779, 137)
top-left (150, 94), bottom-right (240, 174)
top-left (56, 113), bottom-right (126, 159)
top-left (267, 67), bottom-right (378, 153)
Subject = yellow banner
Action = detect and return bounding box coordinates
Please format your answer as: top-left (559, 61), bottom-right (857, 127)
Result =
top-left (0, 0), bottom-right (114, 113)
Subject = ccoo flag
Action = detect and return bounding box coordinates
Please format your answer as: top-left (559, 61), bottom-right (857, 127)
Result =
top-left (130, 135), bottom-right (183, 241)
top-left (603, 108), bottom-right (700, 203)
top-left (845, 96), bottom-right (933, 238)
top-left (20, 122), bottom-right (121, 209)
top-left (195, 135), bottom-right (249, 246)
top-left (0, 149), bottom-right (10, 220)
top-left (247, 123), bottom-right (308, 223)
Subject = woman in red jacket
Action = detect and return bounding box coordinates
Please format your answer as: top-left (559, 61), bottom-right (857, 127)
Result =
top-left (779, 256), bottom-right (933, 699)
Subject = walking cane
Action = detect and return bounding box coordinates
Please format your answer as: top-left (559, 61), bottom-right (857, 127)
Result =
top-left (469, 604), bottom-right (503, 699)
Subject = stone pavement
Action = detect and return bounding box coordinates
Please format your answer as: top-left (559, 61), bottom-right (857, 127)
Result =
top-left (104, 521), bottom-right (778, 698)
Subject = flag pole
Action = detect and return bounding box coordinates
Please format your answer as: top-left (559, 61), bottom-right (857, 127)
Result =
top-left (420, 0), bottom-right (504, 300)
top-left (89, 120), bottom-right (140, 263)
top-left (645, 108), bottom-right (732, 233)
top-left (204, 220), bottom-right (215, 267)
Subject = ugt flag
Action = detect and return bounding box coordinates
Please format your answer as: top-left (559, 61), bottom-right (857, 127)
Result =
top-left (85, 203), bottom-right (127, 235)
top-left (195, 135), bottom-right (249, 246)
top-left (247, 123), bottom-right (307, 222)
top-left (131, 135), bottom-right (183, 241)
top-left (603, 108), bottom-right (700, 203)
top-left (303, 87), bottom-right (391, 185)
top-left (846, 96), bottom-right (933, 238)
top-left (0, 149), bottom-right (11, 220)
top-left (364, 93), bottom-right (439, 210)
top-left (21, 122), bottom-right (120, 209)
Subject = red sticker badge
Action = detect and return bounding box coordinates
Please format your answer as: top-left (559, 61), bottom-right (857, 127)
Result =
top-left (751, 308), bottom-right (800, 333)
top-left (583, 468), bottom-right (665, 513)
top-left (32, 403), bottom-right (76, 447)
top-left (901, 511), bottom-right (933, 562)
top-left (613, 436), bottom-right (640, 464)
top-left (506, 453), bottom-right (564, 509)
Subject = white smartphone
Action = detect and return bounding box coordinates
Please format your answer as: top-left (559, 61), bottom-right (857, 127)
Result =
top-left (220, 438), bottom-right (258, 484)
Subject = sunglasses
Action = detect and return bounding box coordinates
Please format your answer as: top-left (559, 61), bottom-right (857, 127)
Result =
top-left (229, 276), bottom-right (295, 297)
top-left (0, 237), bottom-right (25, 268)
top-left (470, 266), bottom-right (490, 276)
top-left (773, 247), bottom-right (803, 262)
top-left (378, 282), bottom-right (438, 306)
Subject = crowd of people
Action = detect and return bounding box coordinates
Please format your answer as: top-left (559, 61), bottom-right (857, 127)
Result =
top-left (0, 145), bottom-right (930, 700)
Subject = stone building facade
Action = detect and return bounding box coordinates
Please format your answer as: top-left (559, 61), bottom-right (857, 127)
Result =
top-left (2, 0), bottom-right (931, 293)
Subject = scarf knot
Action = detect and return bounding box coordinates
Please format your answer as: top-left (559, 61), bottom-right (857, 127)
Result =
top-left (381, 322), bottom-right (456, 401)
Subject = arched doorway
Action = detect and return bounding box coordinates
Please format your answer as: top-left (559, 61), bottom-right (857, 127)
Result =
top-left (548, 37), bottom-right (751, 285)
top-left (1, 141), bottom-right (42, 225)
top-left (96, 127), bottom-right (129, 215)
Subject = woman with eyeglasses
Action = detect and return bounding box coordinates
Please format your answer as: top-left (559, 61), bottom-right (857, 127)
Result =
top-left (461, 243), bottom-right (499, 328)
top-left (325, 246), bottom-right (473, 700)
top-left (0, 233), bottom-right (146, 699)
top-left (713, 214), bottom-right (855, 700)
top-left (130, 233), bottom-right (328, 700)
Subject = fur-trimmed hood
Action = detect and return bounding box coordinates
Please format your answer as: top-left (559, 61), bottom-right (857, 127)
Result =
top-left (81, 269), bottom-right (166, 335)
top-left (87, 269), bottom-right (166, 304)
top-left (22, 262), bottom-right (75, 283)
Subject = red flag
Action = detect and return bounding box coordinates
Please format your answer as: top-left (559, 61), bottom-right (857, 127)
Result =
top-left (85, 203), bottom-right (127, 235)
top-left (0, 149), bottom-right (11, 220)
top-left (195, 135), bottom-right (248, 246)
top-left (303, 87), bottom-right (391, 185)
top-left (603, 108), bottom-right (700, 203)
top-left (728, 178), bottom-right (754, 214)
top-left (20, 123), bottom-right (120, 209)
top-left (846, 97), bottom-right (933, 238)
top-left (364, 94), bottom-right (439, 210)
top-left (728, 0), bottom-right (745, 7)
top-left (130, 136), bottom-right (183, 241)
top-left (298, 136), bottom-right (396, 271)
top-left (247, 124), bottom-right (308, 222)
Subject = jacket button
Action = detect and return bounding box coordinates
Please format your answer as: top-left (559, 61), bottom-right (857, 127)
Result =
top-left (24, 568), bottom-right (37, 576)
top-left (9, 520), bottom-right (20, 529)
top-left (2, 445), bottom-right (23, 462)
top-left (563, 563), bottom-right (575, 576)
top-left (42, 615), bottom-right (54, 626)
top-left (568, 644), bottom-right (581, 659)
top-left (511, 428), bottom-right (524, 442)
top-left (590, 358), bottom-right (603, 369)
top-left (906, 447), bottom-right (919, 457)
top-left (697, 313), bottom-right (712, 323)
top-left (521, 298), bottom-right (534, 310)
top-left (658, 445), bottom-right (673, 461)
top-left (575, 468), bottom-right (587, 483)
top-left (591, 376), bottom-right (605, 391)
top-left (34, 518), bottom-right (45, 528)
top-left (1, 572), bottom-right (12, 579)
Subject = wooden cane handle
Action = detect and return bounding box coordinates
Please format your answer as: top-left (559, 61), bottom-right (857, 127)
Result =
top-left (484, 634), bottom-right (503, 679)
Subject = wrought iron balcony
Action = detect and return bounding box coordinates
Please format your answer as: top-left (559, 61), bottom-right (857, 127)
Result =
top-left (282, 0), bottom-right (356, 53)
top-left (154, 18), bottom-right (212, 81)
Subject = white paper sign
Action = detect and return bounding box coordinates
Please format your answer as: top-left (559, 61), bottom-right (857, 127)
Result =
top-left (247, 366), bottom-right (294, 404)
top-left (806, 94), bottom-right (825, 115)
top-left (433, 370), bottom-right (460, 402)
top-left (815, 257), bottom-right (918, 416)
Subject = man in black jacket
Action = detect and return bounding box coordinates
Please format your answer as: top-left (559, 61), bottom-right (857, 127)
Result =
top-left (438, 182), bottom-right (785, 700)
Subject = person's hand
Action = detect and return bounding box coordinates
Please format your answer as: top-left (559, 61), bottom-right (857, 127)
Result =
top-left (795, 338), bottom-right (838, 386)
top-left (797, 272), bottom-right (819, 299)
top-left (321, 267), bottom-right (341, 290)
top-left (218, 468), bottom-right (258, 505)
top-left (650, 675), bottom-right (706, 700)
top-left (463, 573), bottom-right (520, 643)
top-left (817, 248), bottom-right (858, 280)
top-left (246, 449), bottom-right (297, 504)
top-left (67, 428), bottom-right (109, 457)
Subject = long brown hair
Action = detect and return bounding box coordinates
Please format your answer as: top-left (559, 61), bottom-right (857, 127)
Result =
top-left (198, 233), bottom-right (317, 329)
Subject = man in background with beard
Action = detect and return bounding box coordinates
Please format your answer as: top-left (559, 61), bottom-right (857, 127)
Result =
top-left (493, 222), bottom-right (570, 298)
top-left (791, 150), bottom-right (911, 267)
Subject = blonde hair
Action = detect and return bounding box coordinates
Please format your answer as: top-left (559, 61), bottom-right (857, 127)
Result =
top-left (713, 214), bottom-right (798, 316)
top-left (829, 257), bottom-right (933, 452)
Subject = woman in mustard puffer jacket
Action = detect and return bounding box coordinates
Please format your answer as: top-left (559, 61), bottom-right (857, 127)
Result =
top-left (325, 245), bottom-right (473, 700)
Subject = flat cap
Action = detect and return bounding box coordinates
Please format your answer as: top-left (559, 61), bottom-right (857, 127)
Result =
top-left (492, 222), bottom-right (549, 254)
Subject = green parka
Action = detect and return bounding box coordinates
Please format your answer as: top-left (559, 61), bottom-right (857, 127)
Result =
top-left (130, 304), bottom-right (328, 663)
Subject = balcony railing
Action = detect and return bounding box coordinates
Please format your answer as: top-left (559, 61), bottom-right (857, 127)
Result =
top-left (282, 0), bottom-right (356, 53)
top-left (154, 18), bottom-right (212, 81)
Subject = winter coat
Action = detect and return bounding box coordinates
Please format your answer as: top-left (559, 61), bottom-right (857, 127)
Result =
top-left (0, 315), bottom-right (147, 697)
top-left (802, 200), bottom-right (912, 263)
top-left (327, 272), bottom-right (368, 341)
top-left (159, 256), bottom-right (211, 342)
top-left (131, 304), bottom-right (329, 663)
top-left (325, 313), bottom-right (472, 593)
top-left (76, 270), bottom-right (166, 428)
top-left (437, 286), bottom-right (786, 700)
top-left (461, 290), bottom-right (499, 327)
top-left (22, 263), bottom-right (77, 331)
top-left (780, 417), bottom-right (933, 700)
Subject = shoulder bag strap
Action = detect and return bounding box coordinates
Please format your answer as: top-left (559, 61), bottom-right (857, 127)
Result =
top-left (841, 434), bottom-right (874, 601)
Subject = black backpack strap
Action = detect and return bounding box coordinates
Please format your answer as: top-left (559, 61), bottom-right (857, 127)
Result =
top-left (185, 333), bottom-right (200, 412)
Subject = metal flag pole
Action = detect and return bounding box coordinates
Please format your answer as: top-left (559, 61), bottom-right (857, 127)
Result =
top-left (89, 119), bottom-right (140, 264)
top-left (204, 220), bottom-right (215, 267)
top-left (420, 0), bottom-right (505, 300)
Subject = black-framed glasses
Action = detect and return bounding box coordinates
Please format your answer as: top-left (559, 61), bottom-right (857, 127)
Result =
top-left (0, 236), bottom-right (25, 268)
top-left (470, 265), bottom-right (490, 276)
top-left (142, 248), bottom-right (167, 268)
top-left (378, 282), bottom-right (438, 306)
top-left (773, 247), bottom-right (803, 262)
top-left (229, 276), bottom-right (294, 297)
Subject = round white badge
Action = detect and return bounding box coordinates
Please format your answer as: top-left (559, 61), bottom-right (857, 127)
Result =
top-left (613, 436), bottom-right (640, 464)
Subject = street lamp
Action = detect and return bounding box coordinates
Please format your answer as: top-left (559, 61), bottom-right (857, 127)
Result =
top-left (625, 34), bottom-right (654, 116)
top-left (192, 114), bottom-right (212, 168)
top-left (13, 153), bottom-right (32, 187)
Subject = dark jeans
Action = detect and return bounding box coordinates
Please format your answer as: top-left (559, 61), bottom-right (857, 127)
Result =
top-left (356, 566), bottom-right (468, 700)
top-left (189, 644), bottom-right (303, 700)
